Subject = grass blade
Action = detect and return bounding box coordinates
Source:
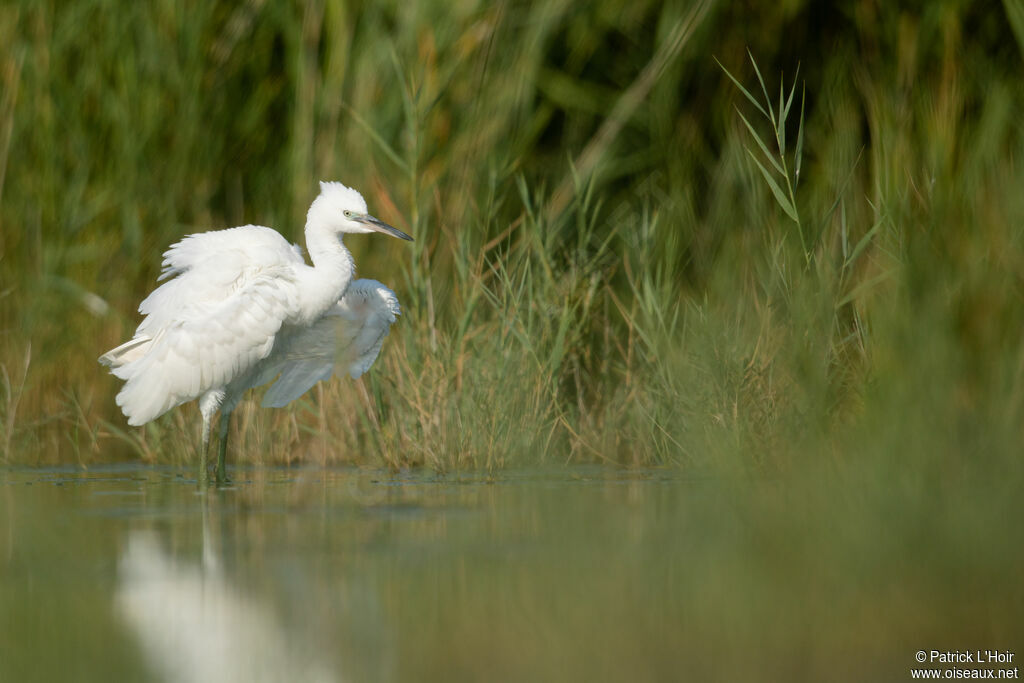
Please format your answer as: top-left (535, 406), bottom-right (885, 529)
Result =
top-left (747, 49), bottom-right (776, 129)
top-left (844, 216), bottom-right (885, 271)
top-left (820, 146), bottom-right (864, 230)
top-left (343, 104), bottom-right (410, 174)
top-left (782, 63), bottom-right (801, 120)
top-left (837, 270), bottom-right (893, 307)
top-left (794, 84), bottom-right (806, 187)
top-left (778, 78), bottom-right (786, 154)
top-left (737, 107), bottom-right (785, 176)
top-left (715, 57), bottom-right (769, 120)
top-left (747, 148), bottom-right (798, 223)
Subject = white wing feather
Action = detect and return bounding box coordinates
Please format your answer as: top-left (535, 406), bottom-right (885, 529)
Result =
top-left (104, 226), bottom-right (305, 425)
top-left (260, 279), bottom-right (400, 408)
top-left (136, 226), bottom-right (303, 335)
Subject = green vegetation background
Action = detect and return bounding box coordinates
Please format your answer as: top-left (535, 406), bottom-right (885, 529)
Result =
top-left (4, 1), bottom-right (1024, 672)
top-left (1, 0), bottom-right (1022, 479)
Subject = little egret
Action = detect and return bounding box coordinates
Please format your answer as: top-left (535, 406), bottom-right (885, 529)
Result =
top-left (99, 181), bottom-right (412, 484)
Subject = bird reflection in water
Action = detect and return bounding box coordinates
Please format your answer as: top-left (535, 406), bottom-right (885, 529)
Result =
top-left (115, 505), bottom-right (340, 683)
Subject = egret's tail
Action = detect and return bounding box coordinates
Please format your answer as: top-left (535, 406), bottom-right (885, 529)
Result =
top-left (99, 336), bottom-right (153, 369)
top-left (99, 334), bottom-right (184, 425)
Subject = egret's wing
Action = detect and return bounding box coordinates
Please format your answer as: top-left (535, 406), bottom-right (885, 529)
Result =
top-left (261, 279), bottom-right (400, 408)
top-left (256, 319), bottom-right (338, 409)
top-left (331, 279), bottom-right (402, 379)
top-left (156, 225), bottom-right (304, 281)
top-left (108, 226), bottom-right (304, 425)
top-left (137, 226), bottom-right (304, 335)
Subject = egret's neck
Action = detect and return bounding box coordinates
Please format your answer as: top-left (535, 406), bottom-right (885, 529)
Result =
top-left (300, 224), bottom-right (355, 323)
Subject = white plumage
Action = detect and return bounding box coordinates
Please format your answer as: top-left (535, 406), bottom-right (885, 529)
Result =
top-left (99, 181), bottom-right (412, 483)
top-left (257, 279), bottom-right (401, 408)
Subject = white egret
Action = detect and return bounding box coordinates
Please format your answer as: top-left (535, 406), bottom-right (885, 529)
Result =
top-left (99, 181), bottom-right (412, 484)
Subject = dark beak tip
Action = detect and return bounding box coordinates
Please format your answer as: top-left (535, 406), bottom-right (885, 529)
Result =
top-left (386, 226), bottom-right (414, 241)
top-left (361, 213), bottom-right (413, 242)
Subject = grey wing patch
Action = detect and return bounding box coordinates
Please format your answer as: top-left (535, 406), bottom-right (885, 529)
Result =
top-left (259, 279), bottom-right (401, 408)
top-left (332, 280), bottom-right (401, 379)
top-left (259, 318), bottom-right (337, 408)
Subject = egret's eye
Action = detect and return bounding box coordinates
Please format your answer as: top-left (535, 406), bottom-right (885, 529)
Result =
top-left (343, 210), bottom-right (355, 219)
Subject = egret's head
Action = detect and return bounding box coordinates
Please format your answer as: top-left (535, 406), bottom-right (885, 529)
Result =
top-left (311, 181), bottom-right (412, 241)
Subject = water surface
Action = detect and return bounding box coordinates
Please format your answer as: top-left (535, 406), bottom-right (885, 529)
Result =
top-left (1, 465), bottom-right (1017, 682)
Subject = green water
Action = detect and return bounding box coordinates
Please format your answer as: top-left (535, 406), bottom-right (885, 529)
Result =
top-left (1, 466), bottom-right (1019, 682)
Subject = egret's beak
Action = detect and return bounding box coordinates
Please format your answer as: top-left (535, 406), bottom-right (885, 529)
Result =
top-left (354, 213), bottom-right (413, 241)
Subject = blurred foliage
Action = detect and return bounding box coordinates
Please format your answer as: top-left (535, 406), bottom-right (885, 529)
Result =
top-left (0, 0), bottom-right (1022, 478)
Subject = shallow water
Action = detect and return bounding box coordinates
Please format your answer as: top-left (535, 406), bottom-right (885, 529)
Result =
top-left (1, 465), bottom-right (1018, 682)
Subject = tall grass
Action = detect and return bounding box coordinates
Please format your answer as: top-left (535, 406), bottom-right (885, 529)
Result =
top-left (1, 1), bottom-right (1023, 479)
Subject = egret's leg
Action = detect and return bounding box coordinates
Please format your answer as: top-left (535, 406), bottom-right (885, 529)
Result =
top-left (198, 390), bottom-right (224, 488)
top-left (216, 409), bottom-right (232, 485)
top-left (199, 415), bottom-right (211, 487)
